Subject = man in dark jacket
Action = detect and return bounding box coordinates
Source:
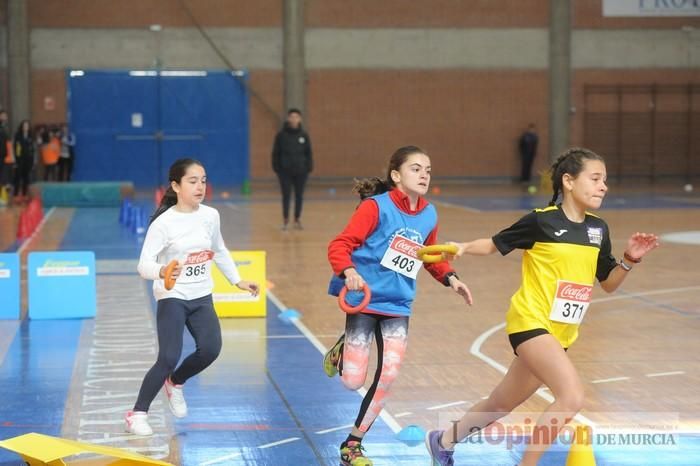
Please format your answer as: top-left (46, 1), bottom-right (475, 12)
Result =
top-left (272, 108), bottom-right (313, 230)
top-left (518, 123), bottom-right (538, 183)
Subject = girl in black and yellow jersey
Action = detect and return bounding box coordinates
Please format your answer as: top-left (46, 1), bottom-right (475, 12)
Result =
top-left (425, 148), bottom-right (659, 466)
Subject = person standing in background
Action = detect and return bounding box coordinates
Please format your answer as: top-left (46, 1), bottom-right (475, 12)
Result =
top-left (0, 110), bottom-right (12, 191)
top-left (59, 124), bottom-right (76, 182)
top-left (271, 108), bottom-right (313, 231)
top-left (518, 123), bottom-right (538, 183)
top-left (42, 127), bottom-right (60, 182)
top-left (13, 120), bottom-right (35, 202)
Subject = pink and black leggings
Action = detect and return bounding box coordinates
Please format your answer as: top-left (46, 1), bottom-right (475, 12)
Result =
top-left (340, 312), bottom-right (409, 433)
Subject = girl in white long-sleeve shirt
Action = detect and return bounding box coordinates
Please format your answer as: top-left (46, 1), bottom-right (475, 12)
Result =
top-left (126, 158), bottom-right (259, 436)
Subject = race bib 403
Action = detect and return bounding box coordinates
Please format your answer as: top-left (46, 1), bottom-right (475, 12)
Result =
top-left (549, 280), bottom-right (593, 325)
top-left (380, 235), bottom-right (423, 280)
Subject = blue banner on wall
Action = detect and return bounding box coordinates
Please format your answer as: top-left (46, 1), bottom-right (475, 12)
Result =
top-left (0, 253), bottom-right (20, 319)
top-left (28, 251), bottom-right (97, 320)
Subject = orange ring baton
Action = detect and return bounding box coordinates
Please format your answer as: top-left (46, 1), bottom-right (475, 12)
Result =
top-left (338, 283), bottom-right (371, 314)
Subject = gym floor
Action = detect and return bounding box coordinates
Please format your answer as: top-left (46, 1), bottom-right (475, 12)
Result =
top-left (0, 182), bottom-right (698, 465)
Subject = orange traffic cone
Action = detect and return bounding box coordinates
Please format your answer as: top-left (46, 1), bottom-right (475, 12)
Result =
top-left (26, 199), bottom-right (42, 229)
top-left (154, 186), bottom-right (165, 206)
top-left (16, 210), bottom-right (30, 241)
top-left (565, 424), bottom-right (596, 466)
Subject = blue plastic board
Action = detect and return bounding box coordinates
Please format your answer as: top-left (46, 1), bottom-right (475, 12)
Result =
top-left (28, 251), bottom-right (96, 319)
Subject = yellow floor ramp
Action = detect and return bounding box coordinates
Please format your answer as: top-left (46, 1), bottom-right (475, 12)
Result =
top-left (0, 433), bottom-right (173, 466)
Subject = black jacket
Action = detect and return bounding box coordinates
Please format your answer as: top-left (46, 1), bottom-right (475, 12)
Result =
top-left (272, 124), bottom-right (313, 175)
top-left (0, 124), bottom-right (7, 161)
top-left (14, 132), bottom-right (35, 167)
top-left (519, 131), bottom-right (538, 158)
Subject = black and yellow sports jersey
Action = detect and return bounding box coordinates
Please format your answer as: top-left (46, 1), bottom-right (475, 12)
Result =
top-left (492, 205), bottom-right (618, 348)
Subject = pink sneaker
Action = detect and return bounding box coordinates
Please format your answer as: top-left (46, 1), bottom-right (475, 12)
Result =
top-left (164, 377), bottom-right (187, 418)
top-left (125, 410), bottom-right (153, 436)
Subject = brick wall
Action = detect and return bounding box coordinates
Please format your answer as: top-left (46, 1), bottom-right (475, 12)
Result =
top-left (307, 69), bottom-right (548, 179)
top-left (306, 0), bottom-right (548, 27)
top-left (13, 0), bottom-right (700, 180)
top-left (29, 0), bottom-right (282, 27)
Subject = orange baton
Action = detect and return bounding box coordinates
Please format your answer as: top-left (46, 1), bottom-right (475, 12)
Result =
top-left (338, 283), bottom-right (371, 314)
top-left (163, 260), bottom-right (179, 290)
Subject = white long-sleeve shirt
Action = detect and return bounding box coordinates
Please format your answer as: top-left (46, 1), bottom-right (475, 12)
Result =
top-left (137, 204), bottom-right (241, 301)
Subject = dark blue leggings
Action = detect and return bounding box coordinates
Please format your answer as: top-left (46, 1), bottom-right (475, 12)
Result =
top-left (134, 294), bottom-right (222, 412)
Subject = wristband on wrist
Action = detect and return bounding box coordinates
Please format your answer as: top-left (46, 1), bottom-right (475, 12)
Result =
top-left (623, 252), bottom-right (641, 264)
top-left (619, 260), bottom-right (632, 272)
top-left (443, 271), bottom-right (459, 286)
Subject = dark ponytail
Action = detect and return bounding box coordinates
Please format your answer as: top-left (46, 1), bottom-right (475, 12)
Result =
top-left (548, 147), bottom-right (604, 206)
top-left (353, 177), bottom-right (392, 200)
top-left (352, 145), bottom-right (426, 200)
top-left (150, 158), bottom-right (203, 224)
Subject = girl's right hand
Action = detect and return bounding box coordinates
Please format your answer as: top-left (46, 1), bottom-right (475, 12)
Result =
top-left (446, 241), bottom-right (466, 258)
top-left (343, 267), bottom-right (365, 291)
top-left (160, 261), bottom-right (182, 279)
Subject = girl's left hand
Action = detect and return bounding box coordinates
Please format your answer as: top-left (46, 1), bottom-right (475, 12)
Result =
top-left (236, 280), bottom-right (260, 297)
top-left (450, 277), bottom-right (473, 306)
top-left (625, 232), bottom-right (660, 261)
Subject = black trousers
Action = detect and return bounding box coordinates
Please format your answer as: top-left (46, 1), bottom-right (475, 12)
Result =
top-left (133, 295), bottom-right (222, 412)
top-left (44, 163), bottom-right (58, 182)
top-left (13, 159), bottom-right (32, 197)
top-left (277, 172), bottom-right (308, 222)
top-left (0, 163), bottom-right (13, 186)
top-left (58, 157), bottom-right (73, 181)
top-left (520, 153), bottom-right (536, 182)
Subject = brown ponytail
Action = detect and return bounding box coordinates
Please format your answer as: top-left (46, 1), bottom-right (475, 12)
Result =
top-left (352, 145), bottom-right (426, 199)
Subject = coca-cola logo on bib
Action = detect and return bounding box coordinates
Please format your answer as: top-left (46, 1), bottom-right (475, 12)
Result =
top-left (557, 282), bottom-right (592, 302)
top-left (391, 237), bottom-right (420, 258)
top-left (185, 250), bottom-right (214, 265)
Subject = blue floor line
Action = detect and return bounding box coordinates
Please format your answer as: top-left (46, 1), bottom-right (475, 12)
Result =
top-left (59, 206), bottom-right (143, 259)
top-left (0, 322), bottom-right (21, 366)
top-left (2, 241), bottom-right (19, 253)
top-left (174, 298), bottom-right (420, 465)
top-left (0, 320), bottom-right (84, 464)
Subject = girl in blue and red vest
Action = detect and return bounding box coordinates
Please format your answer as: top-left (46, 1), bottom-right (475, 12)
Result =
top-left (324, 145), bottom-right (473, 466)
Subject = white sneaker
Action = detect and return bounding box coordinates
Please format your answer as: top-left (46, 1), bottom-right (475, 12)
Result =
top-left (125, 410), bottom-right (153, 436)
top-left (164, 377), bottom-right (187, 418)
